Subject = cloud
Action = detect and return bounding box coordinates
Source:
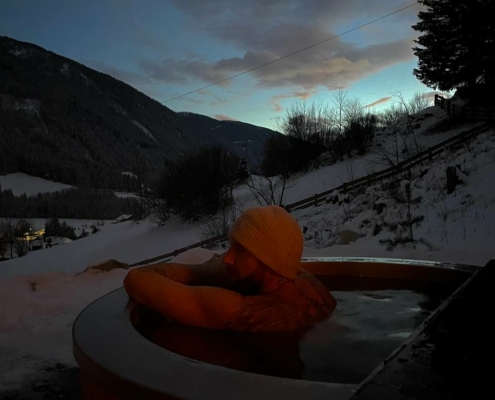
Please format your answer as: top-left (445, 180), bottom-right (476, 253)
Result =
top-left (165, 0), bottom-right (420, 57)
top-left (88, 0), bottom-right (421, 108)
top-left (214, 114), bottom-right (237, 121)
top-left (133, 24), bottom-right (169, 53)
top-left (364, 96), bottom-right (393, 108)
top-left (138, 37), bottom-right (414, 92)
top-left (270, 90), bottom-right (319, 112)
top-left (138, 57), bottom-right (234, 86)
top-left (421, 91), bottom-right (447, 102)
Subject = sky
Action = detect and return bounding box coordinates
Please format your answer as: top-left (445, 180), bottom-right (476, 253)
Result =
top-left (0, 0), bottom-right (439, 129)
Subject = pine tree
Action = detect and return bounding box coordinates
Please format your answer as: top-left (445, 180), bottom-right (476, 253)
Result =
top-left (413, 0), bottom-right (495, 101)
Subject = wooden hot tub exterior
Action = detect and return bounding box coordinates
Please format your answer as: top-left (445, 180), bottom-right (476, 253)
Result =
top-left (73, 257), bottom-right (477, 400)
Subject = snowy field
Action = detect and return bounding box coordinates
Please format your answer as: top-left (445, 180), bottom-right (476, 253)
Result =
top-left (1, 107), bottom-right (495, 393)
top-left (0, 171), bottom-right (138, 199)
top-left (0, 173), bottom-right (73, 196)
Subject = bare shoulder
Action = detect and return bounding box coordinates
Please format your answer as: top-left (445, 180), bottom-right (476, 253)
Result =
top-left (226, 295), bottom-right (301, 332)
top-left (227, 269), bottom-right (337, 332)
top-left (293, 268), bottom-right (337, 318)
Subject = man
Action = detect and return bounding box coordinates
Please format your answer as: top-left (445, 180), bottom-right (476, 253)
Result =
top-left (124, 206), bottom-right (336, 332)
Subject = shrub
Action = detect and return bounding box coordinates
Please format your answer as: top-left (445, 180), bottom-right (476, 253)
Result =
top-left (45, 218), bottom-right (77, 239)
top-left (261, 135), bottom-right (321, 178)
top-left (332, 114), bottom-right (378, 157)
top-left (157, 146), bottom-right (240, 220)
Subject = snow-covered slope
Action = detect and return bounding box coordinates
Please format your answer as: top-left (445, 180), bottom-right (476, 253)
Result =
top-left (293, 129), bottom-right (495, 267)
top-left (0, 218), bottom-right (200, 279)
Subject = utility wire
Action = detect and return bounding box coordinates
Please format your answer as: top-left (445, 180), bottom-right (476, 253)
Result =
top-left (162, 2), bottom-right (419, 104)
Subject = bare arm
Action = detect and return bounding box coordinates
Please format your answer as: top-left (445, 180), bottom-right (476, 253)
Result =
top-left (124, 268), bottom-right (243, 329)
top-left (130, 254), bottom-right (235, 288)
top-left (124, 270), bottom-right (300, 331)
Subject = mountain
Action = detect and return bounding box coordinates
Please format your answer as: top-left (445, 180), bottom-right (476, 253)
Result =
top-left (179, 112), bottom-right (275, 165)
top-left (0, 36), bottom-right (279, 190)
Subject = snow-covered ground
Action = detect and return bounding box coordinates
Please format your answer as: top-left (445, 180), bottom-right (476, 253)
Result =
top-left (0, 173), bottom-right (73, 196)
top-left (0, 218), bottom-right (113, 233)
top-left (1, 106), bottom-right (494, 392)
top-left (294, 128), bottom-right (495, 268)
top-left (0, 172), bottom-right (138, 199)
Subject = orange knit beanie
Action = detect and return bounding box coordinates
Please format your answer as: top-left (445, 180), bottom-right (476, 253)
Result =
top-left (228, 206), bottom-right (303, 280)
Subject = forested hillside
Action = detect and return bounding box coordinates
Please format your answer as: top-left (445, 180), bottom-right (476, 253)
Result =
top-left (0, 37), bottom-right (278, 190)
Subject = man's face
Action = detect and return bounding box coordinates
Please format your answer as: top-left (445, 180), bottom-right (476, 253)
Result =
top-left (222, 243), bottom-right (260, 281)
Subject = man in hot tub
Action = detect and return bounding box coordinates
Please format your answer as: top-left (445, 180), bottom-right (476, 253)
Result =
top-left (124, 205), bottom-right (336, 332)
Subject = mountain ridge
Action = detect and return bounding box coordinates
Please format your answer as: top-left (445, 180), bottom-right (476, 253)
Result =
top-left (0, 36), bottom-right (278, 190)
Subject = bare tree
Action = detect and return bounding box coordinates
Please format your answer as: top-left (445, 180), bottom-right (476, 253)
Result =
top-left (332, 89), bottom-right (348, 135)
top-left (378, 104), bottom-right (406, 128)
top-left (390, 90), bottom-right (425, 156)
top-left (278, 100), bottom-right (335, 145)
top-left (145, 193), bottom-right (169, 225)
top-left (0, 219), bottom-right (33, 258)
top-left (197, 196), bottom-right (245, 242)
top-left (13, 236), bottom-right (30, 257)
top-left (339, 159), bottom-right (358, 197)
top-left (375, 91), bottom-right (428, 168)
top-left (409, 91), bottom-right (433, 114)
top-left (0, 218), bottom-right (16, 259)
top-left (344, 97), bottom-right (366, 126)
top-left (132, 153), bottom-right (150, 220)
top-left (0, 238), bottom-right (6, 259)
top-left (374, 126), bottom-right (405, 168)
top-left (246, 174), bottom-right (296, 207)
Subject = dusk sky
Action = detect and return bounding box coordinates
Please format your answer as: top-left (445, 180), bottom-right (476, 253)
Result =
top-left (0, 0), bottom-right (437, 129)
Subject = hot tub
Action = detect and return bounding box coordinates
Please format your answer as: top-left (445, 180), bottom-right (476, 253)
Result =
top-left (73, 257), bottom-right (476, 400)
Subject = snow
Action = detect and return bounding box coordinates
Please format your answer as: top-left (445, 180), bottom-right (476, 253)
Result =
top-left (60, 62), bottom-right (70, 77)
top-left (114, 191), bottom-right (138, 199)
top-left (114, 214), bottom-right (133, 222)
top-left (0, 217), bottom-right (202, 279)
top-left (0, 248), bottom-right (222, 391)
top-left (79, 72), bottom-right (94, 87)
top-left (9, 48), bottom-right (30, 58)
top-left (1, 172), bottom-right (139, 199)
top-left (0, 268), bottom-right (129, 390)
top-left (0, 173), bottom-right (73, 196)
top-left (1, 106), bottom-right (495, 391)
top-left (121, 171), bottom-right (137, 178)
top-left (131, 119), bottom-right (158, 142)
top-left (280, 124), bottom-right (482, 205)
top-left (296, 129), bottom-right (495, 267)
top-left (14, 98), bottom-right (40, 116)
top-left (112, 101), bottom-right (157, 142)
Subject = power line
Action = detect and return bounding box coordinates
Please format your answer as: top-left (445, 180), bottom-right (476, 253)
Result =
top-left (162, 2), bottom-right (419, 104)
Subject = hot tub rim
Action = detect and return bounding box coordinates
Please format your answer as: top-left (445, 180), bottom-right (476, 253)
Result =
top-left (73, 257), bottom-right (477, 400)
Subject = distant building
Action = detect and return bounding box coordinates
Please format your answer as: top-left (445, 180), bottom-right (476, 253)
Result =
top-left (46, 237), bottom-right (73, 247)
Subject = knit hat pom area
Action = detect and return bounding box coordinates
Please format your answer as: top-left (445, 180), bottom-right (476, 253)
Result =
top-left (228, 206), bottom-right (303, 280)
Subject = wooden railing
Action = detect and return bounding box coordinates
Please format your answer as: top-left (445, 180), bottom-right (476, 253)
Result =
top-left (131, 121), bottom-right (493, 267)
top-left (285, 122), bottom-right (491, 211)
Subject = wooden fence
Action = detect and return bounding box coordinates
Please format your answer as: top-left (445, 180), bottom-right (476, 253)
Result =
top-left (131, 121), bottom-right (493, 267)
top-left (285, 122), bottom-right (491, 211)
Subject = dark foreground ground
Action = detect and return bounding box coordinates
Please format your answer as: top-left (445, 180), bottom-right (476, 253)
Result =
top-left (352, 260), bottom-right (494, 400)
top-left (0, 364), bottom-right (80, 400)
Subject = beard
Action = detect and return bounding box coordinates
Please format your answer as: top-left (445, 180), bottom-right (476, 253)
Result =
top-left (230, 277), bottom-right (263, 296)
